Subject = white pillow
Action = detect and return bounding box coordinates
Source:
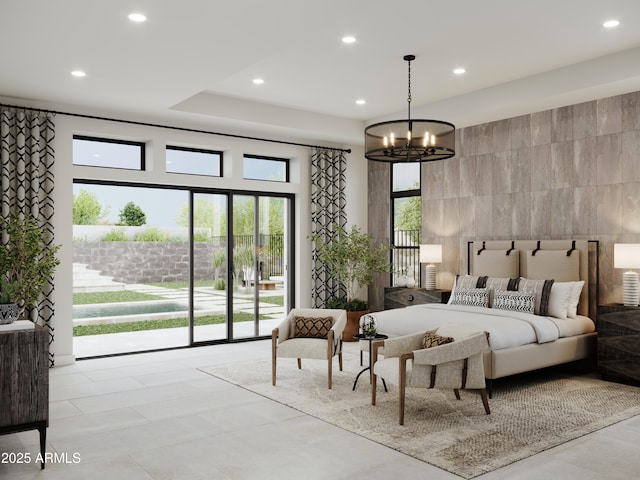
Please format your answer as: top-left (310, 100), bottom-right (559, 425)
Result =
top-left (567, 281), bottom-right (585, 318)
top-left (547, 282), bottom-right (575, 319)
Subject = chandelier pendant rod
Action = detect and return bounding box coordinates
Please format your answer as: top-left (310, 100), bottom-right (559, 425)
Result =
top-left (405, 54), bottom-right (414, 145)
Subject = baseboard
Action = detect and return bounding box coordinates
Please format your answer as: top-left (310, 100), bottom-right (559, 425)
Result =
top-left (53, 354), bottom-right (76, 366)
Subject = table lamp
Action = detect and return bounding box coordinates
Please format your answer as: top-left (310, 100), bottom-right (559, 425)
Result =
top-left (419, 244), bottom-right (442, 290)
top-left (614, 243), bottom-right (640, 307)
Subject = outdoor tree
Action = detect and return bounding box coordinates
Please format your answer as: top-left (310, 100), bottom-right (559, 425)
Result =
top-left (175, 196), bottom-right (284, 237)
top-left (394, 195), bottom-right (422, 242)
top-left (119, 201), bottom-right (147, 226)
top-left (175, 197), bottom-right (225, 237)
top-left (72, 189), bottom-right (110, 225)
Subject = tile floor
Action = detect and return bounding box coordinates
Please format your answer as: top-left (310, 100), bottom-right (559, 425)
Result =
top-left (1, 340), bottom-right (639, 480)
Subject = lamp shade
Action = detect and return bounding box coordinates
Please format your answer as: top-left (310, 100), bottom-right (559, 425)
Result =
top-left (364, 119), bottom-right (455, 163)
top-left (614, 244), bottom-right (640, 269)
top-left (420, 244), bottom-right (442, 264)
top-left (364, 55), bottom-right (455, 164)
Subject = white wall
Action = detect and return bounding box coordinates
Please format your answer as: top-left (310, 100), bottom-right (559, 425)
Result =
top-left (48, 111), bottom-right (366, 365)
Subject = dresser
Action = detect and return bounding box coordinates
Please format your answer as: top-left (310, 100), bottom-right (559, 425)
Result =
top-left (596, 305), bottom-right (640, 387)
top-left (384, 287), bottom-right (451, 310)
top-left (0, 324), bottom-right (49, 469)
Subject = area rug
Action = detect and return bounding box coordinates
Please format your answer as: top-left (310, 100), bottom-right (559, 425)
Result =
top-left (200, 347), bottom-right (640, 479)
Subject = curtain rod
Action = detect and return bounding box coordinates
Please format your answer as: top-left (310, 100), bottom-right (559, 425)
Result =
top-left (0, 102), bottom-right (352, 154)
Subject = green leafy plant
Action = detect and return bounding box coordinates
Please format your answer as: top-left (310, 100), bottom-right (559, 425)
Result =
top-left (0, 277), bottom-right (20, 304)
top-left (133, 227), bottom-right (170, 242)
top-left (118, 201), bottom-right (146, 226)
top-left (326, 297), bottom-right (368, 312)
top-left (0, 212), bottom-right (61, 316)
top-left (233, 243), bottom-right (254, 288)
top-left (193, 230), bottom-right (211, 242)
top-left (212, 248), bottom-right (226, 281)
top-left (311, 224), bottom-right (391, 310)
top-left (72, 188), bottom-right (109, 225)
top-left (101, 227), bottom-right (129, 242)
top-left (213, 278), bottom-right (226, 290)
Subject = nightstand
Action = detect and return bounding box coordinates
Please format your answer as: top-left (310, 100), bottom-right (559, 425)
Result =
top-left (596, 304), bottom-right (640, 387)
top-left (383, 287), bottom-right (451, 310)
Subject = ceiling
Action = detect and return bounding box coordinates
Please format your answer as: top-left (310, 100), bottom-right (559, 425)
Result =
top-left (2, 0), bottom-right (640, 146)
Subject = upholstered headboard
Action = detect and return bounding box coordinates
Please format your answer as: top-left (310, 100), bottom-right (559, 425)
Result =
top-left (467, 240), bottom-right (598, 319)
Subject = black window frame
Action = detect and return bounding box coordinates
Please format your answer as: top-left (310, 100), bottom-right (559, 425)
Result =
top-left (242, 154), bottom-right (290, 182)
top-left (165, 145), bottom-right (223, 177)
top-left (390, 163), bottom-right (422, 285)
top-left (73, 135), bottom-right (146, 171)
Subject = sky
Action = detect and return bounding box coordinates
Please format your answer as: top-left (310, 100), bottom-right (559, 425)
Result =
top-left (73, 183), bottom-right (189, 227)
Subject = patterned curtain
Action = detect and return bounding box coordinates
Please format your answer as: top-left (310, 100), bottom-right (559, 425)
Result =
top-left (310, 148), bottom-right (347, 307)
top-left (1, 106), bottom-right (56, 365)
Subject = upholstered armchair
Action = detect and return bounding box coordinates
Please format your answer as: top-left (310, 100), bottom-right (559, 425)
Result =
top-left (371, 324), bottom-right (491, 425)
top-left (272, 308), bottom-right (347, 389)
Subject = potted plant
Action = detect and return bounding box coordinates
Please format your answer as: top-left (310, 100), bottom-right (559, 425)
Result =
top-left (0, 212), bottom-right (60, 323)
top-left (0, 278), bottom-right (20, 324)
top-left (233, 243), bottom-right (254, 291)
top-left (311, 224), bottom-right (391, 340)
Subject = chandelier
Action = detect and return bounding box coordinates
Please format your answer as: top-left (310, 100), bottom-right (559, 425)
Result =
top-left (365, 55), bottom-right (455, 163)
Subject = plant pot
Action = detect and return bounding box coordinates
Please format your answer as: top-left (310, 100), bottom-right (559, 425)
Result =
top-left (344, 310), bottom-right (369, 342)
top-left (0, 303), bottom-right (19, 325)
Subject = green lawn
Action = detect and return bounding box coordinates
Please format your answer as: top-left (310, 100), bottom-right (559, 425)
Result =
top-left (73, 311), bottom-right (268, 336)
top-left (260, 295), bottom-right (283, 306)
top-left (147, 280), bottom-right (212, 289)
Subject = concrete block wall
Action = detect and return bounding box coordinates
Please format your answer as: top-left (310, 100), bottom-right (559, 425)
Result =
top-left (73, 242), bottom-right (220, 284)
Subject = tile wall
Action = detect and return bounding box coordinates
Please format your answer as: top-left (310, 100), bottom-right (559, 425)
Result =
top-left (368, 90), bottom-right (640, 312)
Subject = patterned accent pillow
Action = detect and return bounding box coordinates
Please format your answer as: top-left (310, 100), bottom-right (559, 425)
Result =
top-left (484, 276), bottom-right (512, 306)
top-left (493, 290), bottom-right (535, 314)
top-left (449, 275), bottom-right (477, 304)
top-left (449, 288), bottom-right (490, 308)
top-left (422, 331), bottom-right (454, 349)
top-left (294, 316), bottom-right (333, 338)
top-left (518, 278), bottom-right (555, 315)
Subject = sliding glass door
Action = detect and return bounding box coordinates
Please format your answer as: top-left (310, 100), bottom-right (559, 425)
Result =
top-left (73, 181), bottom-right (293, 356)
top-left (192, 193), bottom-right (228, 343)
top-left (230, 194), bottom-right (289, 340)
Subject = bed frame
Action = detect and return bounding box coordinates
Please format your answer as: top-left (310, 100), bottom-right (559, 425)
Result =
top-left (467, 240), bottom-right (599, 390)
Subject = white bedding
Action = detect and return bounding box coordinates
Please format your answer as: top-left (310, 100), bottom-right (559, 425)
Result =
top-left (368, 304), bottom-right (595, 351)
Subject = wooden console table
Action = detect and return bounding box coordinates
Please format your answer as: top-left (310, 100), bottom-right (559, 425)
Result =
top-left (0, 324), bottom-right (49, 469)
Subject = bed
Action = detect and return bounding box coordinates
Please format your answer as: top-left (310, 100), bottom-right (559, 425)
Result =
top-left (366, 239), bottom-right (599, 392)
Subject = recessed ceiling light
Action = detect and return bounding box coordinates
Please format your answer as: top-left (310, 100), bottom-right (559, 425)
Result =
top-left (342, 36), bottom-right (356, 44)
top-left (71, 70), bottom-right (86, 77)
top-left (128, 13), bottom-right (147, 22)
top-left (453, 68), bottom-right (466, 75)
top-left (356, 99), bottom-right (366, 105)
top-left (603, 19), bottom-right (620, 28)
top-left (253, 78), bottom-right (264, 85)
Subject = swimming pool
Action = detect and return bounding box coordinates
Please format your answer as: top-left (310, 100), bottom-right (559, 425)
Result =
top-left (73, 300), bottom-right (194, 319)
